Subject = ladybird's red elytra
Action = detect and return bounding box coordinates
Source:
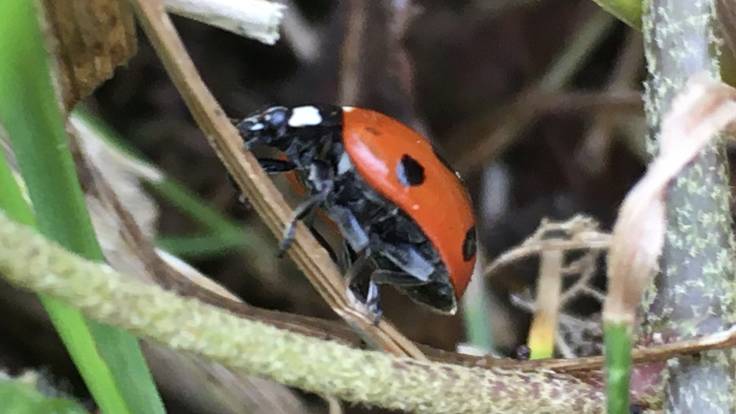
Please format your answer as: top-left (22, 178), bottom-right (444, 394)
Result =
top-left (236, 105), bottom-right (477, 317)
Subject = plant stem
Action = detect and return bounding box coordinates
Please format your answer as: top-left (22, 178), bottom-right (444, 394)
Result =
top-left (604, 322), bottom-right (632, 414)
top-left (641, 0), bottom-right (736, 412)
top-left (0, 212), bottom-right (607, 414)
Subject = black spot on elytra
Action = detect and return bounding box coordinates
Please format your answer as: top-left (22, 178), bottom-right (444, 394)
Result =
top-left (462, 227), bottom-right (476, 261)
top-left (396, 154), bottom-right (425, 186)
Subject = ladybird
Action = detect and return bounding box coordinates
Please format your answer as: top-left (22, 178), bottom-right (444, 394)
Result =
top-left (236, 105), bottom-right (476, 317)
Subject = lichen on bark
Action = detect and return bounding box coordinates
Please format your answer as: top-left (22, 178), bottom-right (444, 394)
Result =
top-left (641, 0), bottom-right (736, 412)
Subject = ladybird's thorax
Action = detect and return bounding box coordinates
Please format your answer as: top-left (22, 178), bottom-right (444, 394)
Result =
top-left (237, 105), bottom-right (344, 153)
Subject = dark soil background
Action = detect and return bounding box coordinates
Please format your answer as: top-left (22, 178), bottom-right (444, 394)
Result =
top-left (0, 0), bottom-right (674, 412)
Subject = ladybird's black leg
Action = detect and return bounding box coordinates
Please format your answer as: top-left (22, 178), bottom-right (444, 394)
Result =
top-left (308, 224), bottom-right (342, 264)
top-left (365, 281), bottom-right (382, 323)
top-left (278, 159), bottom-right (334, 256)
top-left (374, 238), bottom-right (434, 283)
top-left (257, 158), bottom-right (296, 174)
top-left (277, 193), bottom-right (325, 257)
top-left (227, 173), bottom-right (249, 207)
top-left (371, 269), bottom-right (429, 287)
top-left (333, 240), bottom-right (354, 272)
top-left (326, 204), bottom-right (370, 253)
top-left (345, 255), bottom-right (383, 321)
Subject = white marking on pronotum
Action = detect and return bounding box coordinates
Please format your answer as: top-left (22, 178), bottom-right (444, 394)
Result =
top-left (288, 106), bottom-right (322, 127)
top-left (342, 106), bottom-right (355, 112)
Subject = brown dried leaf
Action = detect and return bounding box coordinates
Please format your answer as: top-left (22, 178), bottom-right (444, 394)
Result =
top-left (41, 0), bottom-right (137, 111)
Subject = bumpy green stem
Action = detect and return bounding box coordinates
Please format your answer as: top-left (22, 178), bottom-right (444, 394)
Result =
top-left (641, 0), bottom-right (736, 412)
top-left (0, 212), bottom-right (608, 414)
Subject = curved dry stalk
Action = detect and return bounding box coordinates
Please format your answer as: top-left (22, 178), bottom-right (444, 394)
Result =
top-left (484, 215), bottom-right (610, 279)
top-left (126, 0), bottom-right (423, 359)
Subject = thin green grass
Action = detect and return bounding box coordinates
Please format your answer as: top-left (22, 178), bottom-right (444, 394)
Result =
top-left (72, 109), bottom-right (257, 257)
top-left (0, 2), bottom-right (163, 413)
top-left (461, 276), bottom-right (495, 353)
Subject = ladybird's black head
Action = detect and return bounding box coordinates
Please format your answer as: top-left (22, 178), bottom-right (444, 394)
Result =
top-left (236, 105), bottom-right (343, 151)
top-left (236, 106), bottom-right (292, 150)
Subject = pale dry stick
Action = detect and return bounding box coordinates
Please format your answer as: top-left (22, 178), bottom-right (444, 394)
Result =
top-left (127, 0), bottom-right (424, 359)
top-left (164, 0), bottom-right (285, 44)
top-left (527, 250), bottom-right (564, 357)
top-left (513, 291), bottom-right (600, 359)
top-left (499, 217), bottom-right (607, 358)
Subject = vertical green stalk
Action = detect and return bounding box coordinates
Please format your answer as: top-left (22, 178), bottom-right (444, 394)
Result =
top-left (604, 322), bottom-right (632, 413)
top-left (461, 275), bottom-right (494, 353)
top-left (0, 2), bottom-right (163, 413)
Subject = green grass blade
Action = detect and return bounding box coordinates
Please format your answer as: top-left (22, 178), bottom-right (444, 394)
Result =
top-left (461, 276), bottom-right (494, 353)
top-left (0, 2), bottom-right (164, 413)
top-left (72, 110), bottom-right (258, 255)
top-left (0, 141), bottom-right (134, 414)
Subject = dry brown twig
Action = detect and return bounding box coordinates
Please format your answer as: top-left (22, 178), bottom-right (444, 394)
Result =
top-left (486, 215), bottom-right (608, 358)
top-left (484, 215), bottom-right (611, 279)
top-left (127, 0), bottom-right (424, 359)
top-left (526, 249), bottom-right (564, 356)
